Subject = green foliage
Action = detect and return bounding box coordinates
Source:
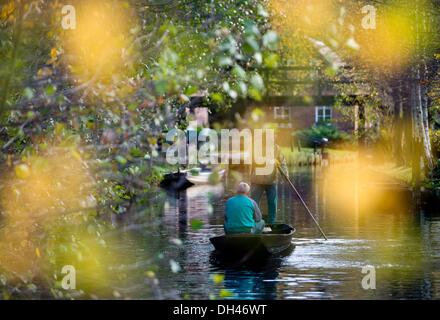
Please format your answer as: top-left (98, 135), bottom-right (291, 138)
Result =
top-left (430, 129), bottom-right (440, 158)
top-left (426, 159), bottom-right (440, 190)
top-left (0, 0), bottom-right (280, 298)
top-left (190, 219), bottom-right (204, 230)
top-left (295, 122), bottom-right (350, 147)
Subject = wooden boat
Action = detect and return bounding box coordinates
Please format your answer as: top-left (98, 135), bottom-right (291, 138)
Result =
top-left (186, 168), bottom-right (225, 185)
top-left (210, 224), bottom-right (295, 257)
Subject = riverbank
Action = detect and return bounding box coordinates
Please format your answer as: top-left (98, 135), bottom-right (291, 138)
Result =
top-left (364, 162), bottom-right (439, 207)
top-left (367, 163), bottom-right (412, 185)
top-left (281, 147), bottom-right (357, 166)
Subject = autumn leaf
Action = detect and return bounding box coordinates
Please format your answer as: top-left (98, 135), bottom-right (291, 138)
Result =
top-left (50, 48), bottom-right (58, 60)
top-left (15, 164), bottom-right (31, 180)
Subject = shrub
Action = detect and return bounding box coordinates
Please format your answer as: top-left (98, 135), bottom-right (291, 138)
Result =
top-left (294, 122), bottom-right (350, 148)
top-left (431, 129), bottom-right (440, 158)
top-left (426, 159), bottom-right (440, 190)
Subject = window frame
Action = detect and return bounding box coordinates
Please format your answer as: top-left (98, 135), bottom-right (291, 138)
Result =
top-left (273, 106), bottom-right (291, 121)
top-left (315, 106), bottom-right (332, 123)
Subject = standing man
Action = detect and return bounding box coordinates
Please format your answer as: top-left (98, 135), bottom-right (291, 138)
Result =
top-left (250, 142), bottom-right (288, 224)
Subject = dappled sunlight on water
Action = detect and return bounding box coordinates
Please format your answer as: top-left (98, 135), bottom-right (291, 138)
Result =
top-left (147, 166), bottom-right (440, 299)
top-left (5, 166), bottom-right (436, 299)
top-left (77, 165), bottom-right (440, 299)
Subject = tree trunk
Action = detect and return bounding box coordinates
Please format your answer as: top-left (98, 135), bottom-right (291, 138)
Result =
top-left (0, 1), bottom-right (24, 117)
top-left (402, 79), bottom-right (413, 167)
top-left (392, 80), bottom-right (404, 165)
top-left (412, 0), bottom-right (434, 171)
top-left (411, 65), bottom-right (434, 172)
top-left (357, 102), bottom-right (366, 154)
top-left (420, 63), bottom-right (434, 171)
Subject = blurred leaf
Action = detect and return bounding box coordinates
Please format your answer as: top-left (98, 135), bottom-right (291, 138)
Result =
top-left (258, 4), bottom-right (269, 18)
top-left (210, 93), bottom-right (224, 104)
top-left (170, 259), bottom-right (181, 273)
top-left (155, 80), bottom-right (169, 95)
top-left (250, 74), bottom-right (264, 90)
top-left (15, 164), bottom-right (31, 179)
top-left (184, 85), bottom-right (199, 96)
top-left (262, 31), bottom-right (279, 49)
top-left (244, 21), bottom-right (260, 36)
top-left (115, 155), bottom-right (127, 165)
top-left (243, 36), bottom-right (259, 54)
top-left (248, 87), bottom-right (262, 101)
top-left (254, 52), bottom-right (263, 65)
top-left (170, 238), bottom-right (183, 246)
top-left (228, 89), bottom-right (238, 99)
top-left (233, 65), bottom-right (246, 79)
top-left (218, 56), bottom-right (233, 67)
top-left (44, 84), bottom-right (57, 96)
top-left (23, 87), bottom-right (34, 100)
top-left (208, 171), bottom-right (220, 185)
top-left (211, 274), bottom-right (225, 284)
top-left (238, 81), bottom-right (247, 96)
top-left (127, 103), bottom-right (137, 111)
top-left (264, 53), bottom-right (279, 68)
top-left (130, 148), bottom-right (143, 158)
top-left (190, 219), bottom-right (204, 230)
top-left (219, 289), bottom-right (233, 298)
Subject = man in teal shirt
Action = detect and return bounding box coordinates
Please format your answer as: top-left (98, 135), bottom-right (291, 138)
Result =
top-left (224, 182), bottom-right (265, 234)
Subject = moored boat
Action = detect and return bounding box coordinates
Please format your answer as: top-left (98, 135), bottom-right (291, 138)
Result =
top-left (186, 168), bottom-right (226, 185)
top-left (159, 170), bottom-right (193, 192)
top-left (209, 224), bottom-right (295, 257)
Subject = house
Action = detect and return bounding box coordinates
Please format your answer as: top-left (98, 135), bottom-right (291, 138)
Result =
top-left (266, 105), bottom-right (355, 144)
top-left (271, 105), bottom-right (338, 129)
top-left (190, 62), bottom-right (364, 148)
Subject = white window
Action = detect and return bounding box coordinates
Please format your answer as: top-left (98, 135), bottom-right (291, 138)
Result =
top-left (278, 122), bottom-right (292, 129)
top-left (315, 106), bottom-right (332, 123)
top-left (273, 106), bottom-right (290, 121)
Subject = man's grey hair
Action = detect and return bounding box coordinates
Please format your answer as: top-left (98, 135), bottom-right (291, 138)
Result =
top-left (237, 182), bottom-right (250, 194)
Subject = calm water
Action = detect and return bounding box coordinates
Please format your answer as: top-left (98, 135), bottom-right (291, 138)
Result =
top-left (95, 167), bottom-right (440, 299)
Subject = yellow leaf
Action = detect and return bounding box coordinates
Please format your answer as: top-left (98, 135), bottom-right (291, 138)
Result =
top-left (1, 2), bottom-right (14, 20)
top-left (54, 123), bottom-right (65, 136)
top-left (35, 248), bottom-right (41, 258)
top-left (37, 67), bottom-right (52, 79)
top-left (50, 48), bottom-right (58, 60)
top-left (71, 149), bottom-right (82, 162)
top-left (219, 289), bottom-right (233, 298)
top-left (211, 274), bottom-right (225, 284)
top-left (15, 164), bottom-right (31, 179)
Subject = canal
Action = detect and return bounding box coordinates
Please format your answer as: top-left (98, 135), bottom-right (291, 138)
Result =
top-left (92, 166), bottom-right (440, 299)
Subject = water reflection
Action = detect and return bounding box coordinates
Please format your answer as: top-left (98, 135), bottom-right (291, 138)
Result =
top-left (59, 166), bottom-right (440, 299)
top-left (163, 184), bottom-right (224, 237)
top-left (155, 166), bottom-right (440, 299)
